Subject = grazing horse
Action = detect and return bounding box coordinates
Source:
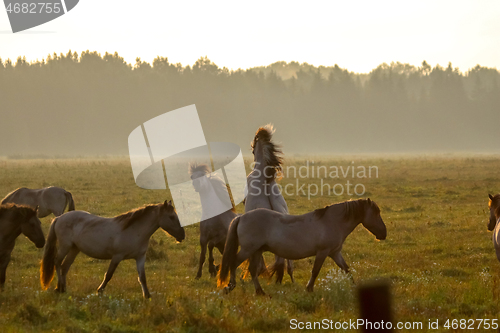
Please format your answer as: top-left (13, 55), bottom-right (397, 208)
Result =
top-left (190, 163), bottom-right (238, 279)
top-left (488, 194), bottom-right (500, 263)
top-left (245, 124), bottom-right (294, 284)
top-left (40, 200), bottom-right (185, 298)
top-left (1, 187), bottom-right (75, 218)
top-left (219, 198), bottom-right (387, 295)
top-left (0, 204), bottom-right (45, 290)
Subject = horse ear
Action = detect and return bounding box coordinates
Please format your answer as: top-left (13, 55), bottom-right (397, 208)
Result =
top-left (35, 205), bottom-right (39, 212)
top-left (168, 200), bottom-right (172, 205)
top-left (489, 194), bottom-right (494, 200)
top-left (367, 198), bottom-right (371, 204)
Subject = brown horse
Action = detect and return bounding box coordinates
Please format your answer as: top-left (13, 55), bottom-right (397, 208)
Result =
top-left (1, 186), bottom-right (75, 217)
top-left (40, 200), bottom-right (185, 298)
top-left (245, 124), bottom-right (293, 284)
top-left (218, 198), bottom-right (386, 295)
top-left (488, 194), bottom-right (500, 263)
top-left (190, 163), bottom-right (238, 279)
top-left (0, 204), bottom-right (45, 290)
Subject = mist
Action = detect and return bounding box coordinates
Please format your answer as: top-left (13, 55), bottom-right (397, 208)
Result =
top-left (0, 52), bottom-right (498, 157)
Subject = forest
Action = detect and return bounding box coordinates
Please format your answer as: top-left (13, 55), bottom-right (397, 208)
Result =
top-left (0, 51), bottom-right (498, 156)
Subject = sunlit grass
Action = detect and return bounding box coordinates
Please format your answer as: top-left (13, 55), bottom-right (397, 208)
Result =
top-left (0, 156), bottom-right (499, 332)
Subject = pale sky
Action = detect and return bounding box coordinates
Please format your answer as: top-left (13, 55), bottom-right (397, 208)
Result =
top-left (1, 0), bottom-right (499, 73)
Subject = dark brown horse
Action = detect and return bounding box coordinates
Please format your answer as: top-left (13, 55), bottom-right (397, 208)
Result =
top-left (0, 204), bottom-right (45, 290)
top-left (1, 186), bottom-right (75, 217)
top-left (488, 194), bottom-right (500, 263)
top-left (40, 201), bottom-right (184, 298)
top-left (219, 198), bottom-right (386, 295)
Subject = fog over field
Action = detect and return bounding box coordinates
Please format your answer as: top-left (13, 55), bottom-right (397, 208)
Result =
top-left (0, 54), bottom-right (498, 157)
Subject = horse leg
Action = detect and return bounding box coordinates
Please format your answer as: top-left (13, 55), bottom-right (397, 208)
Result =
top-left (59, 247), bottom-right (80, 293)
top-left (225, 248), bottom-right (254, 293)
top-left (54, 245), bottom-right (71, 293)
top-left (249, 252), bottom-right (266, 295)
top-left (257, 254), bottom-right (267, 276)
top-left (306, 250), bottom-right (329, 292)
top-left (97, 255), bottom-right (122, 294)
top-left (136, 254), bottom-right (150, 299)
top-left (0, 253), bottom-right (11, 291)
top-left (195, 238), bottom-right (208, 280)
top-left (213, 243), bottom-right (224, 273)
top-left (330, 251), bottom-right (355, 283)
top-left (208, 242), bottom-right (217, 277)
top-left (286, 259), bottom-right (295, 283)
top-left (273, 255), bottom-right (285, 284)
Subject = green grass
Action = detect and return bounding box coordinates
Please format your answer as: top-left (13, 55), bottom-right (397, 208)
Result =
top-left (0, 156), bottom-right (499, 332)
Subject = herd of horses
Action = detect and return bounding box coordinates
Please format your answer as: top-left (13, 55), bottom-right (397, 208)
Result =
top-left (0, 125), bottom-right (499, 299)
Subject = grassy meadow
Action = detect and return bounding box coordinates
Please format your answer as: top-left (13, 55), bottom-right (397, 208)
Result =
top-left (0, 155), bottom-right (499, 332)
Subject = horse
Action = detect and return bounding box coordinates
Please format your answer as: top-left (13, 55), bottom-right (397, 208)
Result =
top-left (40, 200), bottom-right (185, 298)
top-left (218, 198), bottom-right (386, 295)
top-left (1, 186), bottom-right (75, 218)
top-left (0, 204), bottom-right (45, 290)
top-left (488, 194), bottom-right (500, 263)
top-left (245, 124), bottom-right (294, 284)
top-left (190, 163), bottom-right (238, 279)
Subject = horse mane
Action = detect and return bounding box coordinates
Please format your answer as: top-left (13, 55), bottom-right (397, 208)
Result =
top-left (115, 204), bottom-right (160, 230)
top-left (490, 194), bottom-right (500, 217)
top-left (314, 199), bottom-right (380, 220)
top-left (189, 162), bottom-right (211, 176)
top-left (251, 124), bottom-right (283, 181)
top-left (0, 203), bottom-right (36, 220)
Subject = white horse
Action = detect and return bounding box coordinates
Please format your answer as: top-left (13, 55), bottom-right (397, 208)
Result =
top-left (1, 187), bottom-right (75, 217)
top-left (245, 124), bottom-right (294, 283)
top-left (488, 194), bottom-right (500, 263)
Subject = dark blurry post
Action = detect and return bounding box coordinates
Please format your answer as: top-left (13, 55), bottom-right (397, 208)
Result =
top-left (358, 280), bottom-right (393, 332)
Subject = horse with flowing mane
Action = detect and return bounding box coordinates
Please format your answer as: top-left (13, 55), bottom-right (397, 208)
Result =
top-left (1, 186), bottom-right (75, 218)
top-left (218, 198), bottom-right (386, 295)
top-left (245, 124), bottom-right (294, 283)
top-left (488, 194), bottom-right (500, 263)
top-left (190, 163), bottom-right (238, 279)
top-left (0, 203), bottom-right (45, 290)
top-left (40, 200), bottom-right (184, 298)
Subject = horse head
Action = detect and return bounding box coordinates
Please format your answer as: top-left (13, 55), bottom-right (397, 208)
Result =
top-left (159, 200), bottom-right (185, 242)
top-left (361, 199), bottom-right (387, 240)
top-left (189, 163), bottom-right (211, 193)
top-left (21, 205), bottom-right (45, 248)
top-left (488, 194), bottom-right (500, 231)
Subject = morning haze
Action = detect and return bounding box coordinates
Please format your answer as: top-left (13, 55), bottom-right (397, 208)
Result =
top-left (0, 52), bottom-right (498, 157)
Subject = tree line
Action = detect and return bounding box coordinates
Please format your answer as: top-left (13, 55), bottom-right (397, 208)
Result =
top-left (0, 51), bottom-right (498, 156)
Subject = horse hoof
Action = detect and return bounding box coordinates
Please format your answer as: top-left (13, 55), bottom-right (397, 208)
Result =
top-left (256, 289), bottom-right (266, 296)
top-left (224, 283), bottom-right (236, 294)
top-left (195, 275), bottom-right (201, 280)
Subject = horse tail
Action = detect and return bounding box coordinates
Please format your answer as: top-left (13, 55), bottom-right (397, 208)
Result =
top-left (64, 191), bottom-right (75, 211)
top-left (40, 218), bottom-right (58, 290)
top-left (217, 216), bottom-right (241, 287)
top-left (268, 256), bottom-right (285, 283)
